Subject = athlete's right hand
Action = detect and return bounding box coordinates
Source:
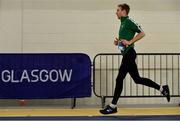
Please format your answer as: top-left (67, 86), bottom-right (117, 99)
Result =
top-left (114, 37), bottom-right (119, 46)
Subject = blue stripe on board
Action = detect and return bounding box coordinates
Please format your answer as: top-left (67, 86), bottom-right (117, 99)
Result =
top-left (0, 115), bottom-right (180, 120)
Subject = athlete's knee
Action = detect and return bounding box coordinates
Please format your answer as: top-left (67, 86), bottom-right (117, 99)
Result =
top-left (133, 77), bottom-right (142, 84)
top-left (116, 73), bottom-right (126, 83)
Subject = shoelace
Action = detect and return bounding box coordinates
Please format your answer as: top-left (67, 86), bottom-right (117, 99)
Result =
top-left (106, 108), bottom-right (112, 112)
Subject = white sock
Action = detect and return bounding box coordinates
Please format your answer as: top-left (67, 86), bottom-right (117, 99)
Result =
top-left (159, 85), bottom-right (163, 92)
top-left (109, 103), bottom-right (117, 109)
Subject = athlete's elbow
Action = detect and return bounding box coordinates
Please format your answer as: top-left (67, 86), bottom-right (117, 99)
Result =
top-left (141, 32), bottom-right (145, 37)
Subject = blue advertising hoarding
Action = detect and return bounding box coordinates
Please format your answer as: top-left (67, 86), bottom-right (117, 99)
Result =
top-left (0, 53), bottom-right (91, 99)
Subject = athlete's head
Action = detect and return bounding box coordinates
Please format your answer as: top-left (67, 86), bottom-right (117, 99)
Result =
top-left (116, 3), bottom-right (130, 19)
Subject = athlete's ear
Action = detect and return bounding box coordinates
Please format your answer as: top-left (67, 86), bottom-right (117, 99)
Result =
top-left (122, 10), bottom-right (127, 16)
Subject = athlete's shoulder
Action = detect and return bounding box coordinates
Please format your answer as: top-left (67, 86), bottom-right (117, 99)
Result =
top-left (127, 17), bottom-right (138, 24)
top-left (127, 17), bottom-right (143, 32)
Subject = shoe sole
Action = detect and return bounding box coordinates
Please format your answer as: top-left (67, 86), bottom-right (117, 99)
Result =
top-left (99, 110), bottom-right (117, 115)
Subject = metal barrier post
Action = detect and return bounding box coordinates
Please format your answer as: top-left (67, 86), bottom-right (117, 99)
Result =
top-left (71, 98), bottom-right (76, 109)
top-left (101, 96), bottom-right (106, 108)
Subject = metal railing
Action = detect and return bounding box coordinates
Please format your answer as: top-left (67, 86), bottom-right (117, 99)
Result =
top-left (93, 53), bottom-right (180, 107)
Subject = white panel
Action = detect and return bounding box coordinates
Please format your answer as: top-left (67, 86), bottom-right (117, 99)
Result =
top-left (0, 0), bottom-right (22, 52)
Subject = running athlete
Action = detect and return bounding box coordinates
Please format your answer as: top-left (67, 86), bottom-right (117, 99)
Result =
top-left (100, 3), bottom-right (170, 114)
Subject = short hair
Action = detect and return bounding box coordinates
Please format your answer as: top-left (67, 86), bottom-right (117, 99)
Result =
top-left (118, 3), bottom-right (130, 15)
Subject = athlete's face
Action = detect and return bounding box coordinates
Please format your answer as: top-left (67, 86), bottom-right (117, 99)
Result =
top-left (116, 7), bottom-right (126, 19)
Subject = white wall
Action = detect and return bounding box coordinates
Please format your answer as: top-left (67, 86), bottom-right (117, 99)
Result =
top-left (0, 0), bottom-right (22, 52)
top-left (0, 0), bottom-right (180, 57)
top-left (0, 0), bottom-right (179, 107)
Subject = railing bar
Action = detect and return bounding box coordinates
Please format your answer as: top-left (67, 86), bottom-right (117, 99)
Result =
top-left (129, 76), bottom-right (131, 96)
top-left (100, 55), bottom-right (102, 96)
top-left (148, 55), bottom-right (150, 95)
top-left (153, 55), bottom-right (156, 95)
top-left (160, 55), bottom-right (162, 86)
top-left (130, 59), bottom-right (133, 96)
top-left (106, 55), bottom-right (108, 96)
top-left (166, 55), bottom-right (168, 85)
top-left (142, 55), bottom-right (144, 96)
top-left (172, 55), bottom-right (174, 95)
top-left (178, 55), bottom-right (180, 95)
top-left (112, 55), bottom-right (114, 95)
top-left (159, 55), bottom-right (162, 96)
top-left (124, 76), bottom-right (126, 96)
